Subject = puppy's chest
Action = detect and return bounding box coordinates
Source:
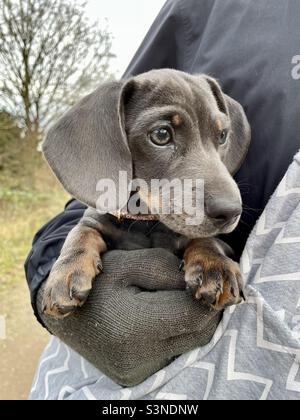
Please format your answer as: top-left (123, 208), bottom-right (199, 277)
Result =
top-left (102, 218), bottom-right (183, 254)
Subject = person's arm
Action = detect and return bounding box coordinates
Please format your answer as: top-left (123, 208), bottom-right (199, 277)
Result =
top-left (36, 248), bottom-right (221, 387)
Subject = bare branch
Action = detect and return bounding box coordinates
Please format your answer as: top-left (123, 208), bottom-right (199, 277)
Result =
top-left (0, 0), bottom-right (114, 135)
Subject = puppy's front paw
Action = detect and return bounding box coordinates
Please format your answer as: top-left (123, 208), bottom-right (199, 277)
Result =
top-left (184, 255), bottom-right (245, 311)
top-left (42, 254), bottom-right (102, 318)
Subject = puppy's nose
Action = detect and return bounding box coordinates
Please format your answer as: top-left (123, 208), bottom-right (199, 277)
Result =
top-left (206, 198), bottom-right (242, 227)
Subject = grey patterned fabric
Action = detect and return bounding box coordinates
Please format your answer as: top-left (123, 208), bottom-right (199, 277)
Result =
top-left (29, 152), bottom-right (300, 400)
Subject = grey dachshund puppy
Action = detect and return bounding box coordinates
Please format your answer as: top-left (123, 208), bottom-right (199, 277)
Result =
top-left (41, 69), bottom-right (251, 318)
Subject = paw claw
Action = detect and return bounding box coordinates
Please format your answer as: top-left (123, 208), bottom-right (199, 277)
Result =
top-left (178, 260), bottom-right (185, 271)
top-left (97, 259), bottom-right (103, 272)
top-left (56, 304), bottom-right (76, 315)
top-left (197, 276), bottom-right (203, 287)
top-left (216, 284), bottom-right (223, 294)
top-left (71, 288), bottom-right (91, 302)
top-left (195, 288), bottom-right (202, 300)
top-left (240, 290), bottom-right (246, 302)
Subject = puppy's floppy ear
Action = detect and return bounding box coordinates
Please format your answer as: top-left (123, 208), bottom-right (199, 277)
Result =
top-left (42, 80), bottom-right (134, 210)
top-left (205, 76), bottom-right (251, 174)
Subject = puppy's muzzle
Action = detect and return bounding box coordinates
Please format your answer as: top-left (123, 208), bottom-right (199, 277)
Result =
top-left (205, 197), bottom-right (242, 228)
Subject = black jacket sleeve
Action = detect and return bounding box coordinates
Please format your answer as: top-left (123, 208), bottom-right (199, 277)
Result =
top-left (24, 199), bottom-right (87, 322)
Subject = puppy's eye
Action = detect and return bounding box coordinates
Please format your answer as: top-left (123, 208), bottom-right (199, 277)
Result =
top-left (149, 127), bottom-right (172, 146)
top-left (218, 129), bottom-right (228, 145)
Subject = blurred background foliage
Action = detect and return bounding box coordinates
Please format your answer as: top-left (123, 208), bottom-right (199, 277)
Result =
top-left (0, 0), bottom-right (114, 292)
top-left (0, 0), bottom-right (115, 399)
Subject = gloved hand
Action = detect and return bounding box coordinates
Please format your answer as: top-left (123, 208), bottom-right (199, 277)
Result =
top-left (37, 248), bottom-right (221, 387)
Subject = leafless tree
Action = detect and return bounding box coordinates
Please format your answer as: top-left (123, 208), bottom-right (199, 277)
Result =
top-left (0, 0), bottom-right (114, 137)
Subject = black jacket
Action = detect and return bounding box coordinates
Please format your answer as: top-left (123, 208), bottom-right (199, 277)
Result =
top-left (25, 0), bottom-right (300, 319)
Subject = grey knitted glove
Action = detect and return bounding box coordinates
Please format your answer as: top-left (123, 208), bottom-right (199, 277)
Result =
top-left (37, 248), bottom-right (221, 387)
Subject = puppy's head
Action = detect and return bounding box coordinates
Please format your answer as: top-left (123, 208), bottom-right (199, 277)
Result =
top-left (43, 69), bottom-right (251, 238)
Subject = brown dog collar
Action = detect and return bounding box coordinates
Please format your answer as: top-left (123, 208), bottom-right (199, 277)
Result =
top-left (109, 211), bottom-right (158, 221)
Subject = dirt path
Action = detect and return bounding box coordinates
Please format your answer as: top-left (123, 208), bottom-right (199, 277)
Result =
top-left (0, 279), bottom-right (49, 400)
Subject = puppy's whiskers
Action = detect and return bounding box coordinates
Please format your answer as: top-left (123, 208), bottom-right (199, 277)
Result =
top-left (242, 204), bottom-right (261, 214)
top-left (238, 219), bottom-right (252, 229)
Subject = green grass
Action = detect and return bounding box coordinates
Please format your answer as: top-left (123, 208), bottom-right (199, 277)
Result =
top-left (0, 155), bottom-right (69, 293)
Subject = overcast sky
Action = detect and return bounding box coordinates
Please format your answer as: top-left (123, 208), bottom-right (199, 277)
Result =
top-left (85, 0), bottom-right (166, 77)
